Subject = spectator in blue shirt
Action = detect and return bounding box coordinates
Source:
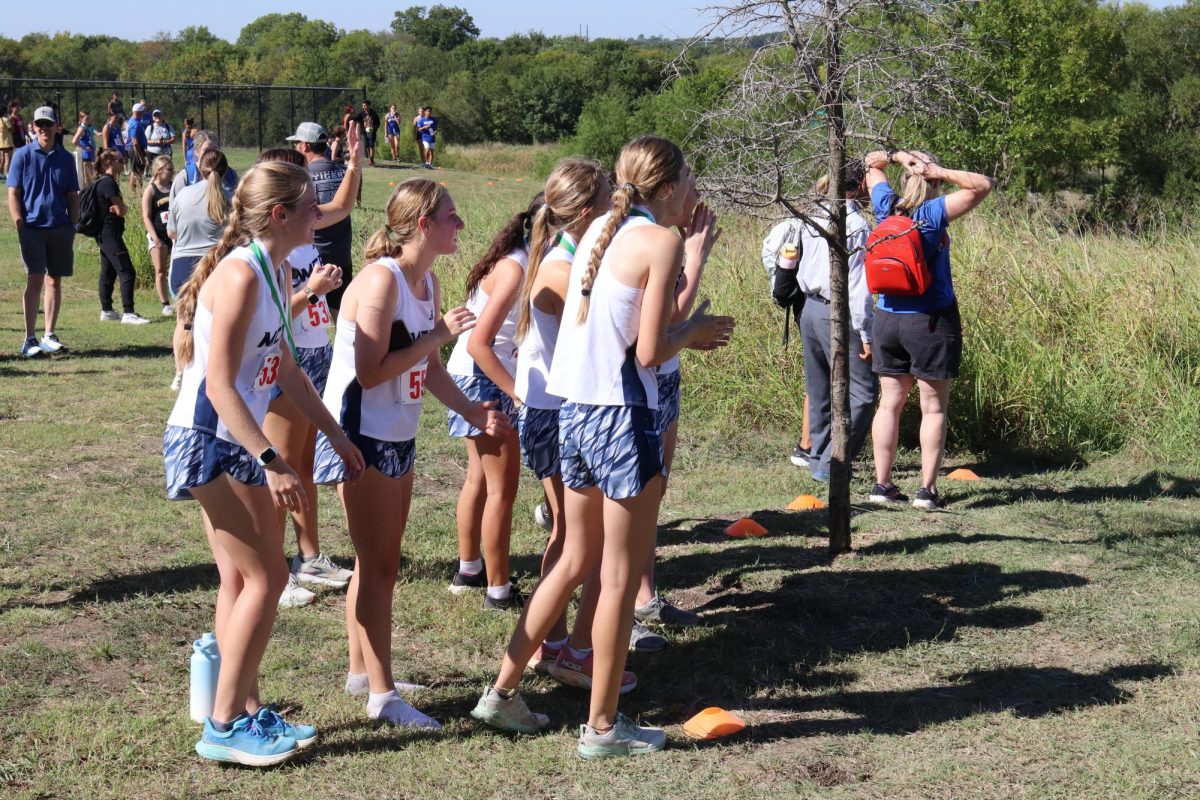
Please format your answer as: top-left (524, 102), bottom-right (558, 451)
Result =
top-left (126, 103), bottom-right (149, 192)
top-left (863, 149), bottom-right (993, 510)
top-left (6, 106), bottom-right (79, 358)
top-left (418, 107), bottom-right (437, 169)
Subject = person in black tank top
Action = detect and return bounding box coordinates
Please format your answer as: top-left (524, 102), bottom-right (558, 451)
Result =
top-left (142, 155), bottom-right (175, 314)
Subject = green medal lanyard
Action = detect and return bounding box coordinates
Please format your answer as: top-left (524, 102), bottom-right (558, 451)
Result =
top-left (249, 241), bottom-right (297, 355)
top-left (550, 230), bottom-right (578, 255)
top-left (628, 207), bottom-right (655, 224)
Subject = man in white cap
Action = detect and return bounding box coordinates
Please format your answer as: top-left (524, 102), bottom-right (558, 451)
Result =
top-left (126, 102), bottom-right (148, 191)
top-left (288, 121), bottom-right (355, 316)
top-left (146, 110), bottom-right (175, 162)
top-left (6, 106), bottom-right (79, 358)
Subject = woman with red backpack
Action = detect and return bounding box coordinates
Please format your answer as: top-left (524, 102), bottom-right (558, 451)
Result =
top-left (863, 149), bottom-right (992, 510)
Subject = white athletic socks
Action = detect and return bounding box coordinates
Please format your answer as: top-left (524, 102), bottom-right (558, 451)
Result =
top-left (545, 636), bottom-right (569, 650)
top-left (567, 644), bottom-right (593, 660)
top-left (367, 690), bottom-right (442, 730)
top-left (486, 582), bottom-right (512, 601)
top-left (459, 559), bottom-right (483, 576)
top-left (345, 673), bottom-right (370, 696)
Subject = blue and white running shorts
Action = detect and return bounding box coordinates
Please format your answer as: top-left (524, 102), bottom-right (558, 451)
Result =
top-left (270, 343), bottom-right (333, 402)
top-left (559, 402), bottom-right (664, 501)
top-left (313, 428), bottom-right (415, 484)
top-left (518, 405), bottom-right (560, 480)
top-left (655, 368), bottom-right (682, 434)
top-left (447, 374), bottom-right (518, 438)
top-left (163, 425), bottom-right (265, 501)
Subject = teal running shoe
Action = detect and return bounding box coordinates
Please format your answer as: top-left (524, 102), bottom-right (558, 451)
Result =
top-left (578, 713), bottom-right (667, 759)
top-left (195, 714), bottom-right (298, 766)
top-left (255, 705), bottom-right (318, 748)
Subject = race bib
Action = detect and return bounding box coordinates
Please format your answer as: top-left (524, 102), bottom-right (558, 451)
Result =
top-left (159, 210), bottom-right (169, 226)
top-left (252, 352), bottom-right (282, 392)
top-left (305, 298), bottom-right (331, 329)
top-left (396, 366), bottom-right (427, 405)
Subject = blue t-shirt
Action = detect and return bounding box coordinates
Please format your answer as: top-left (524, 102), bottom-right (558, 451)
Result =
top-left (126, 116), bottom-right (148, 149)
top-left (6, 142), bottom-right (80, 228)
top-left (871, 182), bottom-right (953, 313)
top-left (419, 117), bottom-right (437, 143)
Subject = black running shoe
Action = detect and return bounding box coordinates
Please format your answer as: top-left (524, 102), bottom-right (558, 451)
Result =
top-left (790, 445), bottom-right (811, 468)
top-left (482, 582), bottom-right (526, 611)
top-left (448, 570), bottom-right (486, 595)
top-left (912, 487), bottom-right (946, 510)
top-left (869, 483), bottom-right (909, 504)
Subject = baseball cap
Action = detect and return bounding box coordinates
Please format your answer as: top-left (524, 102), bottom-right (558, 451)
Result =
top-left (152, 109), bottom-right (163, 117)
top-left (33, 106), bottom-right (56, 123)
top-left (286, 121), bottom-right (328, 144)
top-left (132, 102), bottom-right (146, 112)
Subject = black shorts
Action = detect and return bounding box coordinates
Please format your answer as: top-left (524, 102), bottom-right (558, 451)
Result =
top-left (872, 303), bottom-right (962, 381)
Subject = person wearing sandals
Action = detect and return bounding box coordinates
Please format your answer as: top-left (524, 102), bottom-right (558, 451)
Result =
top-left (165, 161), bottom-right (365, 766)
top-left (471, 136), bottom-right (735, 758)
top-left (315, 178), bottom-right (511, 728)
top-left (863, 149), bottom-right (993, 510)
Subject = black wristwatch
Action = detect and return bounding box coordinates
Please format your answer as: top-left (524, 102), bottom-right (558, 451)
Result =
top-left (306, 290), bottom-right (319, 305)
top-left (257, 447), bottom-right (278, 467)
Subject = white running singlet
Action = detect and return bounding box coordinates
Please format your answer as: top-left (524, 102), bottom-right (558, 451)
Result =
top-left (546, 209), bottom-right (659, 409)
top-left (322, 259), bottom-right (436, 442)
top-left (515, 233), bottom-right (576, 410)
top-left (286, 244), bottom-right (333, 349)
top-left (167, 241), bottom-right (288, 444)
top-left (445, 248), bottom-right (528, 378)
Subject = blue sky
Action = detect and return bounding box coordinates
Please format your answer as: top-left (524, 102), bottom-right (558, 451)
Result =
top-left (3, 0), bottom-right (1184, 42)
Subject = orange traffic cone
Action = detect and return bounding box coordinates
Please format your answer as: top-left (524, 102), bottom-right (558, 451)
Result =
top-left (724, 518), bottom-right (767, 538)
top-left (683, 707), bottom-right (747, 740)
top-left (787, 494), bottom-right (826, 511)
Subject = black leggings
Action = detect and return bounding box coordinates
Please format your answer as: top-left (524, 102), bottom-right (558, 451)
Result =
top-left (98, 228), bottom-right (137, 314)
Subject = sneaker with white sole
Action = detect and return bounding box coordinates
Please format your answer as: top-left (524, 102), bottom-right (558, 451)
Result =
top-left (578, 713), bottom-right (667, 759)
top-left (470, 686), bottom-right (551, 734)
top-left (162, 304), bottom-right (175, 316)
top-left (254, 705), bottom-right (317, 748)
top-left (547, 648), bottom-right (637, 694)
top-left (869, 482), bottom-right (909, 504)
top-left (448, 569), bottom-right (486, 595)
top-left (534, 503), bottom-right (552, 531)
top-left (635, 594), bottom-right (701, 628)
top-left (527, 639), bottom-right (564, 673)
top-left (121, 312), bottom-right (151, 325)
top-left (368, 691), bottom-right (441, 730)
top-left (194, 714), bottom-right (297, 767)
top-left (99, 309), bottom-right (121, 321)
top-left (629, 620), bottom-right (666, 653)
top-left (38, 333), bottom-right (67, 354)
top-left (20, 337), bottom-right (43, 358)
top-left (790, 445), bottom-right (811, 468)
top-left (291, 552), bottom-right (352, 588)
top-left (912, 487), bottom-right (946, 511)
top-left (482, 583), bottom-right (525, 612)
top-left (170, 371), bottom-right (183, 392)
top-left (278, 574), bottom-right (316, 607)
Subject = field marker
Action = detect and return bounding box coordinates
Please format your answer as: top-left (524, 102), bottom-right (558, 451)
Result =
top-left (946, 468), bottom-right (981, 481)
top-left (725, 518), bottom-right (767, 538)
top-left (683, 707), bottom-right (747, 740)
top-left (787, 494), bottom-right (825, 510)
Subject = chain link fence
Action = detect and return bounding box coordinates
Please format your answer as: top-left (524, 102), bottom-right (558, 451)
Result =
top-left (3, 78), bottom-right (366, 150)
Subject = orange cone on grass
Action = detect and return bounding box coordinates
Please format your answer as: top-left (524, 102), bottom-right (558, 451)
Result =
top-left (683, 707), bottom-right (747, 740)
top-left (787, 494), bottom-right (825, 511)
top-left (724, 518), bottom-right (767, 538)
top-left (946, 468), bottom-right (981, 481)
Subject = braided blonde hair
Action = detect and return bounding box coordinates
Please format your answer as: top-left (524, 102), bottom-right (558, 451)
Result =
top-left (517, 158), bottom-right (607, 342)
top-left (577, 136), bottom-right (684, 324)
top-left (364, 178), bottom-right (448, 262)
top-left (175, 161), bottom-right (311, 364)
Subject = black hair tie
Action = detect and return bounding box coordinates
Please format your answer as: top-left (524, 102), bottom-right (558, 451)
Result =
top-left (580, 288), bottom-right (591, 297)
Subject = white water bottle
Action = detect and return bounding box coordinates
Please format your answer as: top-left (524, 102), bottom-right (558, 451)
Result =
top-left (189, 633), bottom-right (220, 723)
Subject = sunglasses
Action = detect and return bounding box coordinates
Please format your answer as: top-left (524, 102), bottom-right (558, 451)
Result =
top-left (33, 120), bottom-right (55, 129)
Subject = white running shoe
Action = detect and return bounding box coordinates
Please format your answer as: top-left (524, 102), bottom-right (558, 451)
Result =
top-left (20, 337), bottom-right (44, 358)
top-left (38, 333), bottom-right (67, 354)
top-left (162, 304), bottom-right (175, 316)
top-left (121, 312), bottom-right (151, 325)
top-left (291, 552), bottom-right (353, 588)
top-left (277, 574), bottom-right (316, 608)
top-left (99, 310), bottom-right (121, 321)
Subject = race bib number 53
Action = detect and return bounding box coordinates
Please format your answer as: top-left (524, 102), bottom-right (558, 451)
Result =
top-left (253, 353), bottom-right (281, 392)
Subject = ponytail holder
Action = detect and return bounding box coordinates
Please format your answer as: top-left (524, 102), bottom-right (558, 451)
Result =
top-left (183, 323), bottom-right (192, 331)
top-left (385, 225), bottom-right (395, 239)
top-left (620, 182), bottom-right (637, 195)
top-left (580, 288), bottom-right (592, 297)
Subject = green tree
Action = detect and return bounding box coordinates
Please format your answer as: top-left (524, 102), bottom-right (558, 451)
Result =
top-left (390, 5), bottom-right (479, 50)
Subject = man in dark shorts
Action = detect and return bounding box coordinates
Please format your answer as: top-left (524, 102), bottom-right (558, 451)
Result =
top-left (126, 103), bottom-right (149, 191)
top-left (7, 106), bottom-right (79, 358)
top-left (354, 101), bottom-right (381, 167)
top-left (288, 121), bottom-right (353, 315)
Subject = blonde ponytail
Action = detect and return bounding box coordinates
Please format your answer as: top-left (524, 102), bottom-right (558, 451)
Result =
top-left (364, 178), bottom-right (447, 263)
top-left (175, 205), bottom-right (244, 365)
top-left (578, 185), bottom-right (634, 325)
top-left (516, 204), bottom-right (553, 343)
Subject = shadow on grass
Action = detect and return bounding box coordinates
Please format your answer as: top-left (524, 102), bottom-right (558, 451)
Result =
top-left (6, 563), bottom-right (219, 608)
top-left (956, 470), bottom-right (1200, 510)
top-left (73, 344), bottom-right (175, 360)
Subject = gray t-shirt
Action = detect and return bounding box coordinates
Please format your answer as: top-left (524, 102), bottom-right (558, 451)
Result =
top-left (168, 179), bottom-right (233, 259)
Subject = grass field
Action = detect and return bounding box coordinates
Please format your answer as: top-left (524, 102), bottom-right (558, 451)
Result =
top-left (2, 148), bottom-right (1199, 799)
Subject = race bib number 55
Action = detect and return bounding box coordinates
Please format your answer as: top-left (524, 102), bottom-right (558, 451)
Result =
top-left (397, 366), bottom-right (427, 405)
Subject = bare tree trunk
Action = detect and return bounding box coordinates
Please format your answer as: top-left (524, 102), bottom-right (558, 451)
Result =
top-left (824, 0), bottom-right (852, 555)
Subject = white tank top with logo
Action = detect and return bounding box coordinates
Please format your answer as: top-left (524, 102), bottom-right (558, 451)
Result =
top-left (168, 241), bottom-right (287, 445)
top-left (515, 233), bottom-right (577, 410)
top-left (446, 247), bottom-right (528, 378)
top-left (286, 244), bottom-right (333, 349)
top-left (547, 209), bottom-right (659, 409)
top-left (322, 258), bottom-right (436, 442)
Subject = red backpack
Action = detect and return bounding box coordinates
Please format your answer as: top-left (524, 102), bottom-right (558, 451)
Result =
top-left (865, 216), bottom-right (933, 296)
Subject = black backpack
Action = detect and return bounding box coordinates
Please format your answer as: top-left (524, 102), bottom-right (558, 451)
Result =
top-left (75, 178), bottom-right (105, 238)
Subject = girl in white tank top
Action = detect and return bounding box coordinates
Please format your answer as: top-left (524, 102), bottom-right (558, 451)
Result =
top-left (471, 139), bottom-right (734, 756)
top-left (162, 162), bottom-right (366, 767)
top-left (444, 197), bottom-right (541, 609)
top-left (316, 179), bottom-right (512, 731)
